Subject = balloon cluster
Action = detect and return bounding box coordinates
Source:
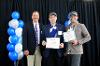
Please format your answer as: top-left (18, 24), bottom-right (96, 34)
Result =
top-left (7, 11), bottom-right (24, 61)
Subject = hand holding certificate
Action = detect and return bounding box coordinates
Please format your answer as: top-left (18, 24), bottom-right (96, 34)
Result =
top-left (63, 30), bottom-right (76, 42)
top-left (46, 38), bottom-right (60, 49)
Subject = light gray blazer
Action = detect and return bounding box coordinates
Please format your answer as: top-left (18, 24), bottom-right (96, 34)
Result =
top-left (66, 23), bottom-right (91, 54)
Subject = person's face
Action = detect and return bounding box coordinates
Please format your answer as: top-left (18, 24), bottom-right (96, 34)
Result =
top-left (71, 15), bottom-right (78, 23)
top-left (71, 15), bottom-right (78, 21)
top-left (49, 15), bottom-right (57, 24)
top-left (32, 12), bottom-right (39, 22)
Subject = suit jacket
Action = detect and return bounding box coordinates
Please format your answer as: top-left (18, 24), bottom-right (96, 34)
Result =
top-left (65, 23), bottom-right (91, 54)
top-left (22, 21), bottom-right (44, 55)
top-left (42, 23), bottom-right (64, 57)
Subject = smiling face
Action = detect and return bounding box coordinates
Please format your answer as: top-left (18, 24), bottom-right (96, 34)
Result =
top-left (32, 11), bottom-right (39, 22)
top-left (71, 15), bottom-right (79, 23)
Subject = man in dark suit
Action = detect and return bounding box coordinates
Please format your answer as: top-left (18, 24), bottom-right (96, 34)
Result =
top-left (22, 11), bottom-right (44, 66)
top-left (42, 12), bottom-right (64, 66)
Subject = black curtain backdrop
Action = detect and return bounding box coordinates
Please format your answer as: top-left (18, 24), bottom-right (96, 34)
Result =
top-left (0, 0), bottom-right (100, 66)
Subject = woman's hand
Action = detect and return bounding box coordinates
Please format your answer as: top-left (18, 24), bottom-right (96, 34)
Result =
top-left (59, 43), bottom-right (64, 48)
top-left (24, 50), bottom-right (29, 56)
top-left (42, 40), bottom-right (46, 46)
top-left (70, 40), bottom-right (79, 46)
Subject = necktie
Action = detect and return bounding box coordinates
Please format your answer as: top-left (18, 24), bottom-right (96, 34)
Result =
top-left (35, 24), bottom-right (39, 44)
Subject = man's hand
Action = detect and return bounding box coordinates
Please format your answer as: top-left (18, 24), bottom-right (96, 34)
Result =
top-left (59, 43), bottom-right (64, 48)
top-left (24, 50), bottom-right (29, 56)
top-left (42, 40), bottom-right (46, 46)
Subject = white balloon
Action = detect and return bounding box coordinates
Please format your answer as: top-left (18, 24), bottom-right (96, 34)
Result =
top-left (8, 36), bottom-right (11, 43)
top-left (15, 28), bottom-right (23, 37)
top-left (18, 51), bottom-right (24, 60)
top-left (9, 19), bottom-right (19, 29)
top-left (15, 43), bottom-right (22, 53)
top-left (18, 37), bottom-right (22, 43)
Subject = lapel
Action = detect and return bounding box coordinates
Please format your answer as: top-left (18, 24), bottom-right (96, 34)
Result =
top-left (31, 21), bottom-right (41, 33)
top-left (29, 21), bottom-right (38, 36)
top-left (56, 24), bottom-right (62, 37)
top-left (56, 24), bottom-right (59, 30)
top-left (39, 23), bottom-right (41, 32)
top-left (74, 24), bottom-right (82, 37)
top-left (39, 23), bottom-right (42, 35)
top-left (47, 24), bottom-right (52, 37)
top-left (30, 21), bottom-right (35, 33)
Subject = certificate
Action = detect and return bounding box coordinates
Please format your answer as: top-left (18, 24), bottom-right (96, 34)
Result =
top-left (63, 30), bottom-right (76, 42)
top-left (46, 38), bottom-right (60, 49)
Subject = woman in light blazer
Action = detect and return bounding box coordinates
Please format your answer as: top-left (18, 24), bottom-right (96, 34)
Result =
top-left (64, 11), bottom-right (91, 66)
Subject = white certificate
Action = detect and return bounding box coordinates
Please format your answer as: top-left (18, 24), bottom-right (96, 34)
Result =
top-left (46, 38), bottom-right (60, 49)
top-left (63, 30), bottom-right (76, 42)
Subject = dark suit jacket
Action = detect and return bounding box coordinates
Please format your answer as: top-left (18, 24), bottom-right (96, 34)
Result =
top-left (22, 21), bottom-right (44, 55)
top-left (42, 23), bottom-right (64, 57)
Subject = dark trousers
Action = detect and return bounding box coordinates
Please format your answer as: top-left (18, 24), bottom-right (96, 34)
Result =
top-left (42, 49), bottom-right (63, 66)
top-left (64, 54), bottom-right (82, 66)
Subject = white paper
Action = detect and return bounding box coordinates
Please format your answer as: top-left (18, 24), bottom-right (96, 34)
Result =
top-left (63, 30), bottom-right (76, 42)
top-left (46, 38), bottom-right (60, 49)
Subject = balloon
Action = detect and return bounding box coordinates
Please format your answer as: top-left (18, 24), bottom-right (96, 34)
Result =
top-left (18, 20), bottom-right (24, 28)
top-left (9, 35), bottom-right (19, 43)
top-left (64, 22), bottom-right (68, 27)
top-left (15, 28), bottom-right (23, 37)
top-left (11, 11), bottom-right (20, 19)
top-left (11, 43), bottom-right (16, 46)
top-left (18, 37), bottom-right (22, 43)
top-left (7, 27), bottom-right (15, 35)
top-left (64, 20), bottom-right (71, 27)
top-left (8, 51), bottom-right (18, 61)
top-left (8, 19), bottom-right (19, 29)
top-left (7, 43), bottom-right (15, 52)
top-left (15, 43), bottom-right (22, 53)
top-left (18, 51), bottom-right (24, 60)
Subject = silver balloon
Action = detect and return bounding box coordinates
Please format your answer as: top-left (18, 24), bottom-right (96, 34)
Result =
top-left (8, 19), bottom-right (19, 29)
top-left (15, 28), bottom-right (23, 37)
top-left (18, 51), bottom-right (24, 60)
top-left (15, 43), bottom-right (22, 53)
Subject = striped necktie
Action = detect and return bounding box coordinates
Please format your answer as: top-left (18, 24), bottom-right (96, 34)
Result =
top-left (35, 23), bottom-right (39, 44)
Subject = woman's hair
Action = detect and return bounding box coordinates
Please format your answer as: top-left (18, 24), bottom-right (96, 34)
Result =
top-left (49, 12), bottom-right (57, 17)
top-left (68, 11), bottom-right (78, 19)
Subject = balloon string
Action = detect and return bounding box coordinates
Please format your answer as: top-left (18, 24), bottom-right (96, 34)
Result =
top-left (14, 61), bottom-right (19, 66)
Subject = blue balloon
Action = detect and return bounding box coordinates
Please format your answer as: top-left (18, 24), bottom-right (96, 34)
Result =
top-left (64, 20), bottom-right (71, 27)
top-left (11, 11), bottom-right (20, 19)
top-left (9, 35), bottom-right (19, 43)
top-left (7, 27), bottom-right (15, 35)
top-left (8, 51), bottom-right (18, 61)
top-left (18, 20), bottom-right (24, 28)
top-left (64, 21), bottom-right (69, 27)
top-left (7, 43), bottom-right (15, 52)
top-left (11, 43), bottom-right (17, 46)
